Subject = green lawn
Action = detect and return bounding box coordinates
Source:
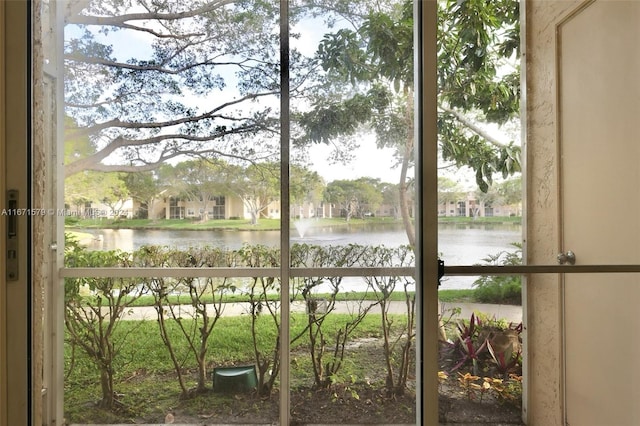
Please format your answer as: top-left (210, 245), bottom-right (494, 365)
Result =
top-left (65, 216), bottom-right (407, 231)
top-left (65, 215), bottom-right (520, 231)
top-left (99, 289), bottom-right (479, 309)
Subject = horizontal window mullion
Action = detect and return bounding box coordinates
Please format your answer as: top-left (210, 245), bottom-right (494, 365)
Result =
top-left (445, 264), bottom-right (640, 275)
top-left (291, 267), bottom-right (415, 277)
top-left (61, 264), bottom-right (640, 279)
top-left (58, 266), bottom-right (416, 279)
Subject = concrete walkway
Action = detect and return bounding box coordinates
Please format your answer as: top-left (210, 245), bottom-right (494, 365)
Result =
top-left (120, 301), bottom-right (522, 323)
top-left (440, 301), bottom-right (522, 324)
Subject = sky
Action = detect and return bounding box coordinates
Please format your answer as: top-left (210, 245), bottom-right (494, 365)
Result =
top-left (66, 9), bottom-right (408, 184)
top-left (64, 3), bottom-right (517, 191)
top-left (307, 142), bottom-right (402, 183)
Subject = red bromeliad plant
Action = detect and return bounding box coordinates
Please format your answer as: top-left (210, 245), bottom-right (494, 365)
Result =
top-left (457, 331), bottom-right (489, 376)
top-left (440, 313), bottom-right (486, 374)
top-left (440, 312), bottom-right (523, 378)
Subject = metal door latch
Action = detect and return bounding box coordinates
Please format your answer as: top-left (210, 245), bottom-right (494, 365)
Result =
top-left (438, 259), bottom-right (445, 286)
top-left (6, 190), bottom-right (18, 280)
top-left (557, 250), bottom-right (576, 265)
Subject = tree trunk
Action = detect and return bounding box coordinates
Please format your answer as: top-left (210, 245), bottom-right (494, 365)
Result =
top-left (400, 89), bottom-right (416, 247)
top-left (99, 368), bottom-right (114, 409)
top-left (380, 298), bottom-right (397, 395)
top-left (156, 306), bottom-right (189, 397)
top-left (196, 352), bottom-right (207, 393)
top-left (399, 150), bottom-right (415, 247)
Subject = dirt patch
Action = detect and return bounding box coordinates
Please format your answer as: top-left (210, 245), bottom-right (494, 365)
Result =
top-left (154, 384), bottom-right (521, 425)
top-left (66, 337), bottom-right (523, 425)
top-left (438, 381), bottom-right (523, 425)
top-left (159, 335), bottom-right (522, 425)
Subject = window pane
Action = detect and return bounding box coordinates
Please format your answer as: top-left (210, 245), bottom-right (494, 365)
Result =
top-left (288, 0), bottom-right (417, 423)
top-left (62, 0), bottom-right (281, 423)
top-left (436, 0), bottom-right (523, 422)
top-left (63, 0), bottom-right (281, 255)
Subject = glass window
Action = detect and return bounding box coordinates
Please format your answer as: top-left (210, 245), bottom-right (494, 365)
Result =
top-left (59, 0), bottom-right (421, 424)
top-left (436, 0), bottom-right (523, 421)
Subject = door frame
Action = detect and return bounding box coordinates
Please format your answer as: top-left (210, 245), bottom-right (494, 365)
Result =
top-left (1, 1), bottom-right (30, 426)
top-left (0, 0), bottom-right (7, 422)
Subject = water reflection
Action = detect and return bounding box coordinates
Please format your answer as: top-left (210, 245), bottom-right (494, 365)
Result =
top-left (78, 223), bottom-right (415, 252)
top-left (81, 228), bottom-right (281, 252)
top-left (72, 222), bottom-right (522, 290)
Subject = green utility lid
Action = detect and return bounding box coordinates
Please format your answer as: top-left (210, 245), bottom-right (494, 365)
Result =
top-left (213, 365), bottom-right (258, 393)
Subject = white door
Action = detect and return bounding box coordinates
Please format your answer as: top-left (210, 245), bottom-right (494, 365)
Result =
top-left (559, 1), bottom-right (640, 424)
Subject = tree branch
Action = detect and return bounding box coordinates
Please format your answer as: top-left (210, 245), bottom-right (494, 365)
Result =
top-left (67, 0), bottom-right (236, 30)
top-left (64, 53), bottom-right (264, 75)
top-left (439, 104), bottom-right (508, 148)
top-left (66, 89), bottom-right (280, 139)
top-left (64, 124), bottom-right (270, 177)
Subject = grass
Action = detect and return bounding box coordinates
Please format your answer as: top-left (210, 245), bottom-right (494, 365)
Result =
top-left (438, 289), bottom-right (476, 303)
top-left (63, 312), bottom-right (397, 422)
top-left (66, 217), bottom-right (283, 231)
top-left (65, 313), bottom-right (391, 377)
top-left (99, 288), bottom-right (478, 308)
top-left (65, 230), bottom-right (95, 241)
top-left (63, 290), bottom-right (517, 423)
top-left (122, 289), bottom-right (418, 307)
top-left (65, 216), bottom-right (406, 231)
top-left (65, 215), bottom-right (520, 231)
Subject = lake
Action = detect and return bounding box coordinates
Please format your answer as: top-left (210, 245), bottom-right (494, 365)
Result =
top-left (75, 222), bottom-right (522, 290)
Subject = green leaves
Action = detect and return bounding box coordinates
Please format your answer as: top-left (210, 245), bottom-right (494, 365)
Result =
top-left (315, 2), bottom-right (413, 90)
top-left (304, 0), bottom-right (521, 198)
top-left (436, 0), bottom-right (521, 191)
top-left (362, 5), bottom-right (414, 90)
top-left (324, 178), bottom-right (385, 220)
top-left (439, 111), bottom-right (521, 193)
top-left (318, 29), bottom-right (371, 84)
top-left (297, 94), bottom-right (374, 144)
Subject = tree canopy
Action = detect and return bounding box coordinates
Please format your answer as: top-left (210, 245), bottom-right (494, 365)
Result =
top-left (325, 178), bottom-right (384, 221)
top-left (298, 0), bottom-right (521, 178)
top-left (63, 0), bottom-right (290, 176)
top-left (292, 0), bottom-right (521, 244)
top-left (63, 0), bottom-right (522, 234)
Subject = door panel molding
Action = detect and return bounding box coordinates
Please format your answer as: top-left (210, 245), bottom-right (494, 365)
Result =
top-left (555, 0), bottom-right (595, 253)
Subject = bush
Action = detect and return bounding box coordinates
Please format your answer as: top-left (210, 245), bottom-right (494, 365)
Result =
top-left (474, 276), bottom-right (521, 305)
top-left (472, 244), bottom-right (522, 305)
top-left (65, 215), bottom-right (80, 226)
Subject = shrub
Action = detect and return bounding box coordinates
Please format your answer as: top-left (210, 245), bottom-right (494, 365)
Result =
top-left (439, 312), bottom-right (523, 380)
top-left (65, 215), bottom-right (80, 226)
top-left (472, 243), bottom-right (522, 305)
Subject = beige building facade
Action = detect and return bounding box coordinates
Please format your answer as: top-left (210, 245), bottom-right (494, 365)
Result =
top-left (438, 194), bottom-right (522, 218)
top-left (69, 197), bottom-right (337, 221)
